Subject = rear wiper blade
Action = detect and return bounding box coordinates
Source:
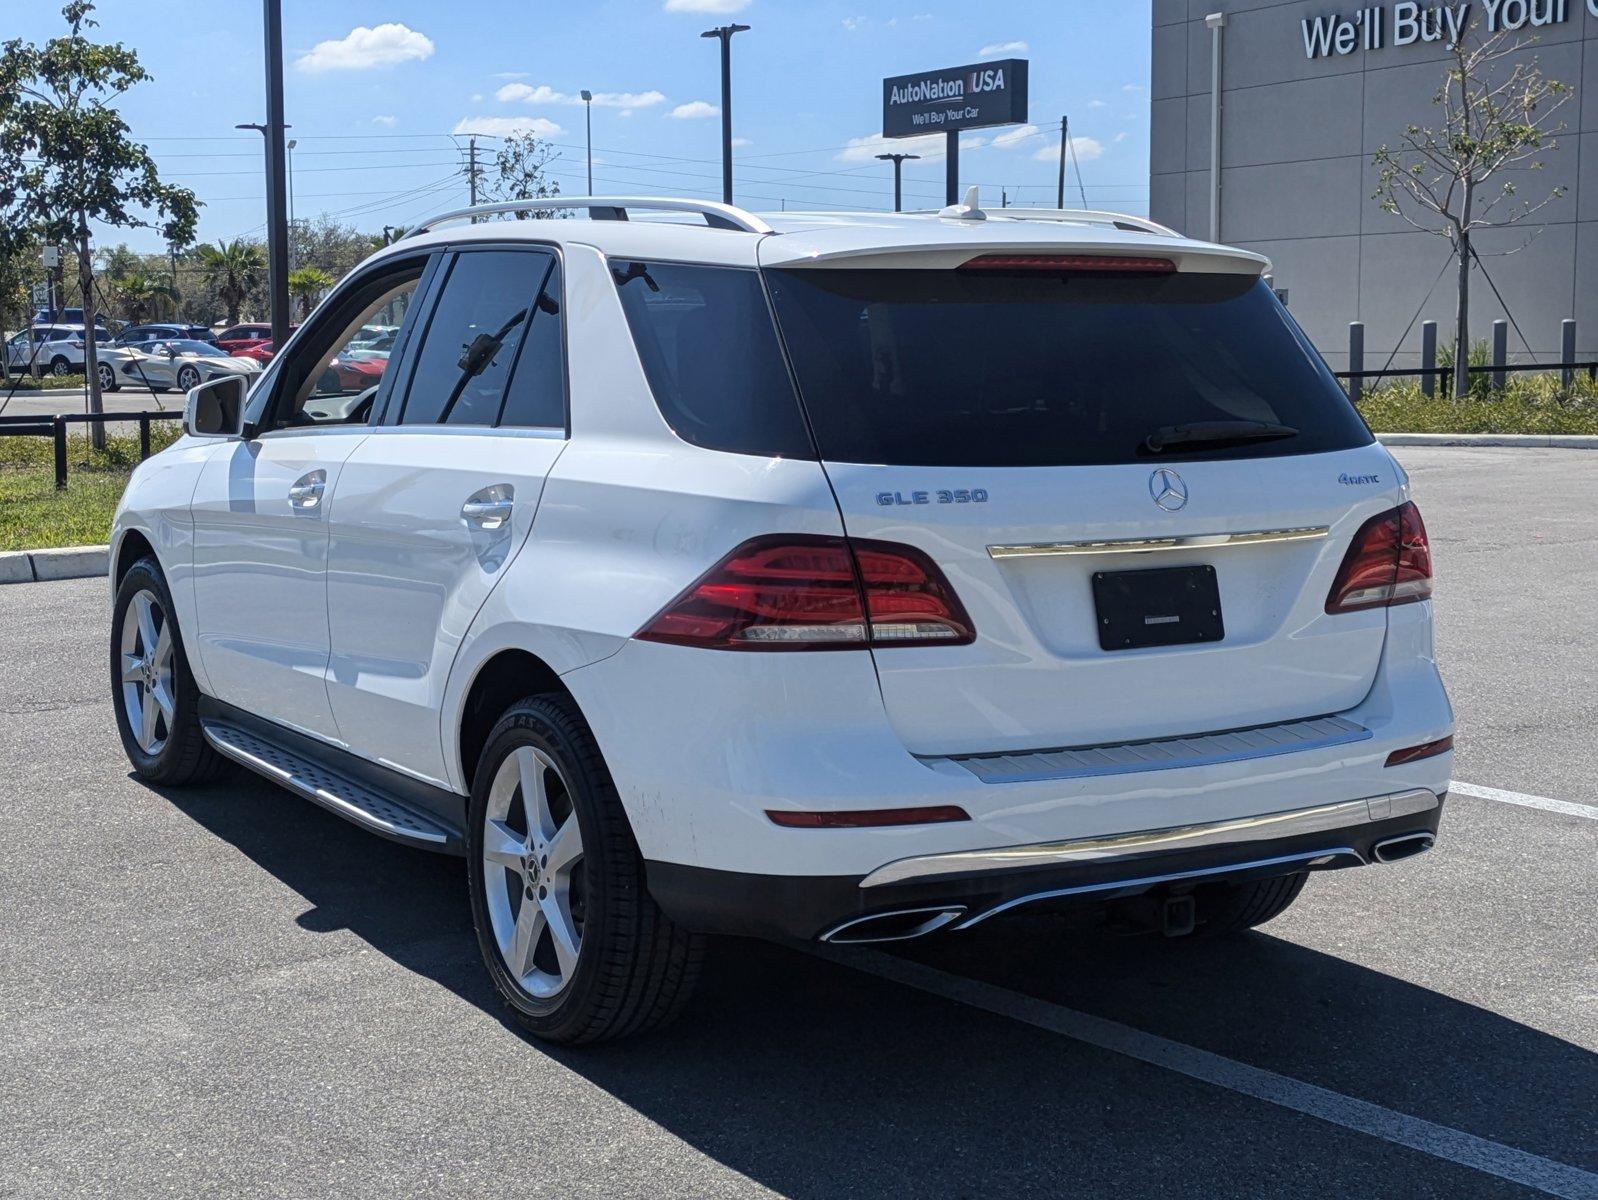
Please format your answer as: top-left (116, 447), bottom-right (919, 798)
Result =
top-left (1143, 420), bottom-right (1299, 453)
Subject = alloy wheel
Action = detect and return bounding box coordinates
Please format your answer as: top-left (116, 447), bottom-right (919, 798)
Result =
top-left (481, 746), bottom-right (586, 999)
top-left (118, 589), bottom-right (175, 755)
top-left (51, 358), bottom-right (69, 376)
top-left (97, 363), bottom-right (114, 391)
top-left (177, 366), bottom-right (200, 391)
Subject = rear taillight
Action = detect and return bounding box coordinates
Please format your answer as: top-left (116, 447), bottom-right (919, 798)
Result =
top-left (958, 253), bottom-right (1177, 274)
top-left (636, 535), bottom-right (974, 651)
top-left (1325, 502), bottom-right (1433, 614)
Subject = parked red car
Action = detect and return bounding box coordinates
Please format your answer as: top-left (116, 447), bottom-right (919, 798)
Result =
top-left (234, 340), bottom-right (277, 363)
top-left (217, 324), bottom-right (298, 356)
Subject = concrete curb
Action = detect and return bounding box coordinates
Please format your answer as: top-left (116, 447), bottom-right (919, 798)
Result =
top-left (0, 545), bottom-right (108, 585)
top-left (1377, 432), bottom-right (1598, 449)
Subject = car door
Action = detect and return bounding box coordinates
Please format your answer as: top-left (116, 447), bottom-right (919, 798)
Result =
top-left (188, 253), bottom-right (434, 744)
top-left (323, 245), bottom-right (568, 786)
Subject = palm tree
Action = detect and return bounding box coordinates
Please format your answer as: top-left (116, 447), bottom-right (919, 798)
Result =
top-left (287, 266), bottom-right (336, 319)
top-left (198, 239), bottom-right (266, 325)
top-left (117, 272), bottom-right (180, 324)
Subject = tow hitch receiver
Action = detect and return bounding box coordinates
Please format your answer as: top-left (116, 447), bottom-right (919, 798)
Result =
top-left (1161, 895), bottom-right (1197, 938)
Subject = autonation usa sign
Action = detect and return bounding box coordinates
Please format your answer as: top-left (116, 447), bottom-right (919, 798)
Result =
top-left (881, 59), bottom-right (1028, 138)
top-left (1303, 0), bottom-right (1595, 58)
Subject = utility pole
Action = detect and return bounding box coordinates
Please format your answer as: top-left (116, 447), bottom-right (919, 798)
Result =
top-left (875, 152), bottom-right (920, 212)
top-left (286, 138), bottom-right (297, 271)
top-left (700, 23), bottom-right (749, 205)
top-left (262, 0), bottom-right (291, 350)
top-left (944, 133), bottom-right (958, 206)
top-left (1056, 115), bottom-right (1068, 209)
top-left (468, 137), bottom-right (479, 206)
top-left (580, 91), bottom-right (593, 193)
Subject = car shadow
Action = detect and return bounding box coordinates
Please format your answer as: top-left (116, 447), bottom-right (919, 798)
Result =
top-left (150, 770), bottom-right (1597, 1199)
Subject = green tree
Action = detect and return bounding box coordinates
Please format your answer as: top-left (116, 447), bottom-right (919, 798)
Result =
top-left (1372, 27), bottom-right (1569, 399)
top-left (0, 1), bottom-right (198, 441)
top-left (198, 238), bottom-right (265, 326)
top-left (287, 265), bottom-right (334, 319)
top-left (487, 135), bottom-right (563, 215)
top-left (116, 270), bottom-right (178, 324)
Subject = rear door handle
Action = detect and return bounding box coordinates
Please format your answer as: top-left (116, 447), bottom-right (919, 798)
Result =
top-left (461, 485), bottom-right (514, 530)
top-left (288, 470), bottom-right (326, 510)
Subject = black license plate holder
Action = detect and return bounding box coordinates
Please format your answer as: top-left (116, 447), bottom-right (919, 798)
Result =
top-left (1091, 565), bottom-right (1224, 652)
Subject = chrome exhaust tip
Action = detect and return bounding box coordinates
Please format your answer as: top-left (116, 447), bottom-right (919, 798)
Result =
top-left (820, 906), bottom-right (966, 945)
top-left (1372, 832), bottom-right (1435, 864)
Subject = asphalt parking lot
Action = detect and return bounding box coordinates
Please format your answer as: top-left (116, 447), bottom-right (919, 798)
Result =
top-left (1, 446), bottom-right (1594, 1199)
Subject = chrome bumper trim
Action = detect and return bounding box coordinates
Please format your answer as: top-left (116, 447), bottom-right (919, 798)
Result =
top-left (987, 525), bottom-right (1330, 560)
top-left (857, 788), bottom-right (1441, 889)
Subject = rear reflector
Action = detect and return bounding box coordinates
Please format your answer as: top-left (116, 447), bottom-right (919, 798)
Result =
top-left (958, 253), bottom-right (1177, 274)
top-left (1385, 735), bottom-right (1453, 767)
top-left (636, 534), bottom-right (974, 651)
top-left (1325, 502), bottom-right (1433, 614)
top-left (766, 805), bottom-right (971, 829)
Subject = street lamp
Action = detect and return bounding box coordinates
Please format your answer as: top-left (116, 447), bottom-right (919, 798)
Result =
top-left (699, 23), bottom-right (749, 205)
top-left (875, 152), bottom-right (920, 213)
top-left (580, 90), bottom-right (593, 194)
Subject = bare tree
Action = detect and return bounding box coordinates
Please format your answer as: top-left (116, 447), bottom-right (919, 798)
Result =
top-left (1372, 28), bottom-right (1569, 398)
top-left (487, 135), bottom-right (563, 216)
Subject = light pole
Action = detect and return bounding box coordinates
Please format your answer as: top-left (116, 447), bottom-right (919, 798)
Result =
top-left (875, 152), bottom-right (920, 212)
top-left (699, 23), bottom-right (749, 205)
top-left (286, 138), bottom-right (297, 268)
top-left (580, 90), bottom-right (593, 194)
top-left (241, 0), bottom-right (293, 349)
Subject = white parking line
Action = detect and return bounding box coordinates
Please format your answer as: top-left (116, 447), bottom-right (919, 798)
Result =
top-left (817, 947), bottom-right (1598, 1200)
top-left (1451, 781), bottom-right (1598, 821)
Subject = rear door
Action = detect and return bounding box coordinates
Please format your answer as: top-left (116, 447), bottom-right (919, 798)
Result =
top-left (323, 245), bottom-right (569, 787)
top-left (762, 259), bottom-right (1400, 756)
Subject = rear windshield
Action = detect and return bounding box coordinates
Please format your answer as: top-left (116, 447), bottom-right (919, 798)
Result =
top-left (763, 269), bottom-right (1371, 467)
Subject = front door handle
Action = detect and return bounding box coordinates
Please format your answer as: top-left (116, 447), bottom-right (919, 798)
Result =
top-left (461, 484), bottom-right (515, 530)
top-left (288, 470), bottom-right (326, 510)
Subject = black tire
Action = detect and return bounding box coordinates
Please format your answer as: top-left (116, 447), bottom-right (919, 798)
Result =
top-left (96, 362), bottom-right (119, 392)
top-left (50, 355), bottom-right (71, 376)
top-left (110, 557), bottom-right (229, 787)
top-left (467, 694), bottom-right (704, 1044)
top-left (1180, 871), bottom-right (1310, 939)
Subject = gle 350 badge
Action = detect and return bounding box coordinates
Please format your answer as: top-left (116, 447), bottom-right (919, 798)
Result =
top-left (877, 488), bottom-right (990, 506)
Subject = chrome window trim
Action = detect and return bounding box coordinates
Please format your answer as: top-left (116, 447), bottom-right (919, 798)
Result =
top-left (857, 788), bottom-right (1441, 889)
top-left (988, 525), bottom-right (1330, 559)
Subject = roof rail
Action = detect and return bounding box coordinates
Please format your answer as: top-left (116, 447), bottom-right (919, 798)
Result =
top-left (403, 196), bottom-right (775, 238)
top-left (988, 209), bottom-right (1182, 238)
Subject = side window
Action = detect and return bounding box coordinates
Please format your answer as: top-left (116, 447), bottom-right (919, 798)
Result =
top-left (610, 260), bottom-right (813, 458)
top-left (398, 249), bottom-right (553, 427)
top-left (496, 256), bottom-right (565, 430)
top-left (261, 256), bottom-right (428, 430)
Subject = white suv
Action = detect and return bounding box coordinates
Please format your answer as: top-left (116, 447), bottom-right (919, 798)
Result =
top-left (110, 195), bottom-right (1453, 1043)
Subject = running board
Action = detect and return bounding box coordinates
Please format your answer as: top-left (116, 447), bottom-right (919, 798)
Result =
top-left (202, 720), bottom-right (456, 852)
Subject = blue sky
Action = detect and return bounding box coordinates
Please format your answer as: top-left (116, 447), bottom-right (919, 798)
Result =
top-left (13, 0), bottom-right (1153, 252)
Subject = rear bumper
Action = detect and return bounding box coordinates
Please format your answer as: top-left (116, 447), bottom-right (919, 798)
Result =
top-left (646, 789), bottom-right (1445, 942)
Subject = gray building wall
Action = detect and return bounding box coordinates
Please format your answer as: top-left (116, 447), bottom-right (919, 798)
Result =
top-left (1150, 0), bottom-right (1596, 369)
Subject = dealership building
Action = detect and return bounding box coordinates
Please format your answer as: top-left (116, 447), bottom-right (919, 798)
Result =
top-left (1149, 0), bottom-right (1596, 367)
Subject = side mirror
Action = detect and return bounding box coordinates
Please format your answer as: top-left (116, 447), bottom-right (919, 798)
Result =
top-left (183, 375), bottom-right (248, 439)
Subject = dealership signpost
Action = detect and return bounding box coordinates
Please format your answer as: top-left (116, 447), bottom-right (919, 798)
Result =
top-left (881, 60), bottom-right (1028, 206)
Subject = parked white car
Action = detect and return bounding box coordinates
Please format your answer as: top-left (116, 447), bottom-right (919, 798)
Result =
top-left (109, 339), bottom-right (263, 393)
top-left (4, 325), bottom-right (96, 376)
top-left (109, 195), bottom-right (1453, 1044)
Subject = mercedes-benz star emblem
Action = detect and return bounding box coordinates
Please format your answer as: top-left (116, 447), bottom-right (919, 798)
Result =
top-left (1149, 468), bottom-right (1188, 512)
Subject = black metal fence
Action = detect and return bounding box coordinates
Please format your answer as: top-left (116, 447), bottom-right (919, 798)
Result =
top-left (1334, 317), bottom-right (1593, 401)
top-left (0, 410), bottom-right (183, 489)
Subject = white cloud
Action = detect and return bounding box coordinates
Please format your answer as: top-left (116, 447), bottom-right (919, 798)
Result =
top-left (1087, 99), bottom-right (1108, 109)
top-left (295, 23), bottom-right (434, 73)
top-left (372, 114), bottom-right (398, 127)
top-left (837, 132), bottom-right (946, 163)
top-left (989, 123), bottom-right (1039, 149)
top-left (977, 40), bottom-right (1028, 57)
top-left (470, 92), bottom-right (484, 102)
top-left (1123, 83), bottom-right (1145, 93)
top-left (452, 116), bottom-right (564, 139)
top-left (668, 100), bottom-right (720, 120)
top-left (1032, 135), bottom-right (1104, 164)
top-left (491, 71), bottom-right (529, 80)
top-left (731, 136), bottom-right (752, 147)
top-left (842, 16), bottom-right (866, 30)
top-left (960, 134), bottom-right (989, 151)
top-left (1114, 131), bottom-right (1129, 143)
top-left (663, 0), bottom-right (749, 11)
top-left (497, 82), bottom-right (666, 108)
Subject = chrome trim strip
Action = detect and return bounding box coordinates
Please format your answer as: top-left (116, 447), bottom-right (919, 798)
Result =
top-left (820, 907), bottom-right (967, 945)
top-left (942, 715), bottom-right (1370, 786)
top-left (857, 789), bottom-right (1440, 889)
top-left (953, 848), bottom-right (1366, 929)
top-left (987, 526), bottom-right (1330, 559)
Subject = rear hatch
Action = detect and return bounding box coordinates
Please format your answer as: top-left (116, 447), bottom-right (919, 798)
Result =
top-left (760, 239), bottom-right (1400, 756)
